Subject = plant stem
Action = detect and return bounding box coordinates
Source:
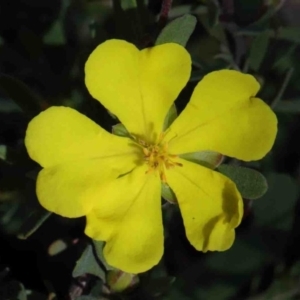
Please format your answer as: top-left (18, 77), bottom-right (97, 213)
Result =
top-left (159, 0), bottom-right (173, 26)
top-left (271, 68), bottom-right (294, 109)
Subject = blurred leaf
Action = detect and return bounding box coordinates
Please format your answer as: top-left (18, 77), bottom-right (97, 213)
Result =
top-left (206, 0), bottom-right (220, 27)
top-left (272, 44), bottom-right (297, 72)
top-left (43, 20), bottom-right (65, 45)
top-left (277, 27), bottom-right (300, 43)
top-left (163, 104), bottom-right (177, 131)
top-left (0, 74), bottom-right (47, 116)
top-left (161, 182), bottom-right (177, 203)
top-left (190, 58), bottom-right (231, 82)
top-left (48, 239), bottom-right (68, 256)
top-left (112, 123), bottom-right (130, 137)
top-left (248, 31), bottom-right (270, 71)
top-left (155, 14), bottom-right (197, 47)
top-left (218, 165), bottom-right (268, 199)
top-left (26, 290), bottom-right (48, 300)
top-left (0, 281), bottom-right (27, 300)
top-left (73, 244), bottom-right (106, 282)
top-left (93, 240), bottom-right (115, 271)
top-left (180, 151), bottom-right (224, 169)
top-left (120, 0), bottom-right (137, 10)
top-left (0, 145), bottom-right (7, 161)
top-left (253, 173), bottom-right (299, 231)
top-left (143, 277), bottom-right (176, 298)
top-left (244, 5), bottom-right (278, 31)
top-left (17, 209), bottom-right (51, 239)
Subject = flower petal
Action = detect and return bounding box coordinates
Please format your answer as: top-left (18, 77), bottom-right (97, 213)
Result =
top-left (165, 70), bottom-right (277, 161)
top-left (85, 39), bottom-right (191, 142)
top-left (25, 106), bottom-right (137, 168)
top-left (166, 159), bottom-right (243, 251)
top-left (37, 159), bottom-right (121, 218)
top-left (85, 166), bottom-right (163, 273)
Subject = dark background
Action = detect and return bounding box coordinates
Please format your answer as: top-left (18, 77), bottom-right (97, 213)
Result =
top-left (1, 0), bottom-right (300, 299)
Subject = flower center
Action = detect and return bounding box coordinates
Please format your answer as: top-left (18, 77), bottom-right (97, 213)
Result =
top-left (135, 134), bottom-right (182, 182)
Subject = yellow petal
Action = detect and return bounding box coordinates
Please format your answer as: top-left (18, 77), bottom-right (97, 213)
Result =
top-left (25, 106), bottom-right (137, 168)
top-left (165, 70), bottom-right (277, 161)
top-left (85, 166), bottom-right (163, 273)
top-left (85, 39), bottom-right (191, 142)
top-left (37, 159), bottom-right (121, 218)
top-left (166, 159), bottom-right (243, 252)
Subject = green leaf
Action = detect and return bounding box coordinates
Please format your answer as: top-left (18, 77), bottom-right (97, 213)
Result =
top-left (206, 0), bottom-right (220, 27)
top-left (274, 100), bottom-right (300, 113)
top-left (93, 240), bottom-right (115, 271)
top-left (120, 0), bottom-right (137, 10)
top-left (248, 31), bottom-right (270, 71)
top-left (163, 104), bottom-right (177, 131)
top-left (0, 281), bottom-right (27, 300)
top-left (161, 182), bottom-right (177, 203)
top-left (43, 20), bottom-right (65, 45)
top-left (112, 123), bottom-right (130, 137)
top-left (73, 245), bottom-right (106, 282)
top-left (155, 14), bottom-right (197, 47)
top-left (179, 151), bottom-right (224, 169)
top-left (277, 27), bottom-right (300, 43)
top-left (144, 277), bottom-right (176, 297)
top-left (217, 165), bottom-right (268, 199)
top-left (252, 173), bottom-right (299, 231)
top-left (17, 209), bottom-right (51, 240)
top-left (0, 74), bottom-right (47, 116)
top-left (0, 145), bottom-right (6, 161)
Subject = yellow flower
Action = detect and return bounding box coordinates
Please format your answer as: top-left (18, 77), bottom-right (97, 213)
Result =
top-left (25, 39), bottom-right (277, 274)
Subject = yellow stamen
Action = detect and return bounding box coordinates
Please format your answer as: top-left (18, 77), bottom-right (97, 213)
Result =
top-left (135, 135), bottom-right (182, 182)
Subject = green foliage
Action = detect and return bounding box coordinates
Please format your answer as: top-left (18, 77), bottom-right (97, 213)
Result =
top-left (112, 123), bottom-right (130, 137)
top-left (161, 182), bottom-right (177, 203)
top-left (248, 30), bottom-right (270, 71)
top-left (73, 244), bottom-right (106, 282)
top-left (218, 164), bottom-right (268, 199)
top-left (0, 74), bottom-right (46, 116)
top-left (163, 104), bottom-right (177, 130)
top-left (253, 173), bottom-right (298, 231)
top-left (180, 151), bottom-right (224, 169)
top-left (155, 14), bottom-right (197, 46)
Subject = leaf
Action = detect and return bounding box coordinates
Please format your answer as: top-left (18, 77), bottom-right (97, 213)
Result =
top-left (274, 100), bottom-right (300, 113)
top-left (180, 151), bottom-right (224, 169)
top-left (155, 14), bottom-right (197, 47)
top-left (217, 165), bottom-right (268, 199)
top-left (73, 245), bottom-right (106, 282)
top-left (0, 281), bottom-right (27, 300)
top-left (243, 5), bottom-right (278, 31)
top-left (206, 0), bottom-right (220, 27)
top-left (0, 74), bottom-right (47, 116)
top-left (0, 145), bottom-right (7, 161)
top-left (163, 104), bottom-right (177, 131)
top-left (93, 240), bottom-right (115, 271)
top-left (120, 0), bottom-right (137, 10)
top-left (248, 31), bottom-right (270, 71)
top-left (161, 182), bottom-right (177, 203)
top-left (17, 209), bottom-right (51, 240)
top-left (43, 20), bottom-right (65, 45)
top-left (112, 123), bottom-right (130, 137)
top-left (144, 277), bottom-right (176, 297)
top-left (252, 173), bottom-right (299, 231)
top-left (277, 27), bottom-right (300, 43)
